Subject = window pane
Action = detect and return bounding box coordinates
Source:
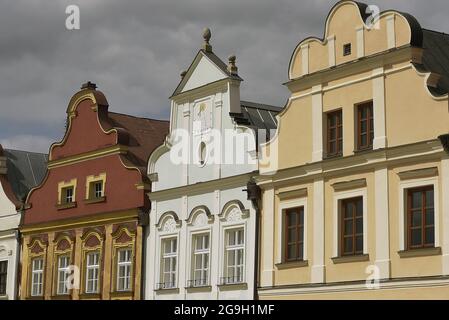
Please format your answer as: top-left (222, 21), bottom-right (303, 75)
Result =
top-left (288, 228), bottom-right (296, 243)
top-left (356, 200), bottom-right (363, 217)
top-left (426, 190), bottom-right (434, 207)
top-left (344, 203), bottom-right (353, 218)
top-left (411, 228), bottom-right (422, 246)
top-left (287, 213), bottom-right (296, 227)
top-left (356, 218), bottom-right (363, 234)
top-left (425, 227), bottom-right (435, 245)
top-left (287, 244), bottom-right (296, 259)
top-left (356, 236), bottom-right (363, 253)
top-left (425, 209), bottom-right (434, 225)
top-left (361, 120), bottom-right (367, 133)
top-left (344, 220), bottom-right (353, 236)
top-left (412, 192), bottom-right (422, 209)
top-left (412, 211), bottom-right (422, 227)
top-left (344, 238), bottom-right (353, 254)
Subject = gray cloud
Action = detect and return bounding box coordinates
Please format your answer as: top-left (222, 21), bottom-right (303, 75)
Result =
top-left (0, 0), bottom-right (447, 153)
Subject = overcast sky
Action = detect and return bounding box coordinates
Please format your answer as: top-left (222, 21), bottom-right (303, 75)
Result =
top-left (0, 0), bottom-right (447, 153)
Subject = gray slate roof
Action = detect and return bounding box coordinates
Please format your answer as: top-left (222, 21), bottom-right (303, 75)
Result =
top-left (416, 29), bottom-right (449, 96)
top-left (4, 149), bottom-right (48, 202)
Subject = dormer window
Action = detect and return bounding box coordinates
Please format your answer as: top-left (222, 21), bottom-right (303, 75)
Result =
top-left (57, 179), bottom-right (77, 209)
top-left (343, 43), bottom-right (352, 56)
top-left (85, 174), bottom-right (106, 204)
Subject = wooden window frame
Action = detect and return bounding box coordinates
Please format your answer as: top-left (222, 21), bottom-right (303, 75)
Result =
top-left (356, 101), bottom-right (374, 151)
top-left (340, 197), bottom-right (364, 256)
top-left (284, 207), bottom-right (305, 262)
top-left (406, 186), bottom-right (435, 250)
top-left (326, 109), bottom-right (343, 158)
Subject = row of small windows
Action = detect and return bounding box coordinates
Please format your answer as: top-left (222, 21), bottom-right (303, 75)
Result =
top-left (29, 248), bottom-right (132, 297)
top-left (283, 186), bottom-right (435, 262)
top-left (325, 101), bottom-right (374, 158)
top-left (60, 180), bottom-right (104, 206)
top-left (157, 228), bottom-right (245, 290)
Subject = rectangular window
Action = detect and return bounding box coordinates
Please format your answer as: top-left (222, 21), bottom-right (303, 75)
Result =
top-left (223, 229), bottom-right (245, 285)
top-left (85, 252), bottom-right (100, 294)
top-left (326, 110), bottom-right (343, 157)
top-left (0, 261), bottom-right (7, 296)
top-left (62, 187), bottom-right (74, 204)
top-left (117, 249), bottom-right (132, 292)
top-left (407, 186), bottom-right (435, 249)
top-left (190, 234), bottom-right (210, 287)
top-left (160, 238), bottom-right (177, 289)
top-left (90, 181), bottom-right (103, 199)
top-left (357, 102), bottom-right (374, 150)
top-left (341, 197), bottom-right (364, 256)
top-left (343, 43), bottom-right (352, 56)
top-left (57, 255), bottom-right (70, 295)
top-left (31, 258), bottom-right (44, 297)
top-left (284, 207), bottom-right (304, 262)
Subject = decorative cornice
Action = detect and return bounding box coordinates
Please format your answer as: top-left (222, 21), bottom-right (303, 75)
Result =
top-left (331, 178), bottom-right (367, 191)
top-left (397, 167), bottom-right (438, 180)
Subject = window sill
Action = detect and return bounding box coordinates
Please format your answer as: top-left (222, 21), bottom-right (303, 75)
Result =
top-left (79, 293), bottom-right (101, 299)
top-left (323, 153), bottom-right (343, 160)
top-left (154, 287), bottom-right (179, 294)
top-left (185, 285), bottom-right (212, 293)
top-left (110, 291), bottom-right (133, 299)
top-left (84, 196), bottom-right (106, 204)
top-left (331, 254), bottom-right (369, 264)
top-left (26, 296), bottom-right (44, 300)
top-left (0, 295), bottom-right (8, 300)
top-left (51, 294), bottom-right (71, 300)
top-left (353, 147), bottom-right (373, 155)
top-left (398, 247), bottom-right (441, 258)
top-left (275, 260), bottom-right (309, 270)
top-left (217, 282), bottom-right (248, 291)
top-left (56, 202), bottom-right (77, 210)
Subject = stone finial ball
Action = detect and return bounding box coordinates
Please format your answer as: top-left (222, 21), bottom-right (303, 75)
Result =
top-left (203, 28), bottom-right (211, 42)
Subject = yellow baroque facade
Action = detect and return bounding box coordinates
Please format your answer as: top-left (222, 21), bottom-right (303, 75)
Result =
top-left (257, 1), bottom-right (449, 299)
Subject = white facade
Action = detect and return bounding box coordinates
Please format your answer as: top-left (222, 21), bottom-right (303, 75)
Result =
top-left (145, 44), bottom-right (262, 300)
top-left (0, 171), bottom-right (21, 300)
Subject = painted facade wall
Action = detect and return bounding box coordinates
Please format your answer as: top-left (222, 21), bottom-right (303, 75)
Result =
top-left (20, 85), bottom-right (167, 300)
top-left (145, 45), bottom-right (259, 300)
top-left (258, 1), bottom-right (449, 299)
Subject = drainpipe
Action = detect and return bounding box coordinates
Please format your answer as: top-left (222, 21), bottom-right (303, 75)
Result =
top-left (138, 207), bottom-right (150, 300)
top-left (245, 177), bottom-right (261, 300)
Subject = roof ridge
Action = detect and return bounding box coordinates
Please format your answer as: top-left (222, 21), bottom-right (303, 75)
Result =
top-left (108, 111), bottom-right (169, 123)
top-left (241, 100), bottom-right (282, 111)
top-left (422, 28), bottom-right (449, 36)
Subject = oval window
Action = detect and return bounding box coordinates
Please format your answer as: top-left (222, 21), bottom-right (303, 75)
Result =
top-left (198, 142), bottom-right (207, 166)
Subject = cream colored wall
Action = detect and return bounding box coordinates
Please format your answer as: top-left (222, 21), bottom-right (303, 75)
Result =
top-left (260, 284), bottom-right (449, 300)
top-left (277, 96), bottom-right (313, 169)
top-left (385, 67), bottom-right (449, 147)
top-left (388, 160), bottom-right (443, 278)
top-left (330, 2), bottom-right (359, 66)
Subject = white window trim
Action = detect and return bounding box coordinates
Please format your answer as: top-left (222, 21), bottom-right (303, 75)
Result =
top-left (85, 252), bottom-right (100, 294)
top-left (221, 224), bottom-right (246, 285)
top-left (31, 258), bottom-right (44, 297)
top-left (277, 198), bottom-right (308, 264)
top-left (190, 231), bottom-right (211, 287)
top-left (333, 188), bottom-right (368, 257)
top-left (158, 234), bottom-right (179, 289)
top-left (398, 176), bottom-right (440, 251)
top-left (57, 255), bottom-right (70, 295)
top-left (116, 249), bottom-right (132, 292)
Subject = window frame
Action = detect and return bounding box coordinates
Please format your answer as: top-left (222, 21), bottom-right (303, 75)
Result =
top-left (340, 197), bottom-right (364, 256)
top-left (0, 260), bottom-right (7, 296)
top-left (356, 101), bottom-right (374, 151)
top-left (406, 186), bottom-right (435, 250)
top-left (56, 255), bottom-right (71, 295)
top-left (398, 176), bottom-right (440, 252)
top-left (343, 43), bottom-right (352, 56)
top-left (85, 251), bottom-right (100, 294)
top-left (326, 109), bottom-right (343, 158)
top-left (62, 187), bottom-right (74, 204)
top-left (30, 257), bottom-right (44, 297)
top-left (190, 233), bottom-right (210, 287)
top-left (116, 248), bottom-right (133, 292)
top-left (333, 188), bottom-right (368, 258)
top-left (222, 228), bottom-right (245, 285)
top-left (159, 237), bottom-right (178, 290)
top-left (283, 207), bottom-right (305, 262)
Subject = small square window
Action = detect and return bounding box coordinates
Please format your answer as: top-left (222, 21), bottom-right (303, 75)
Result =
top-left (62, 187), bottom-right (74, 204)
top-left (93, 181), bottom-right (103, 199)
top-left (343, 43), bottom-right (352, 56)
